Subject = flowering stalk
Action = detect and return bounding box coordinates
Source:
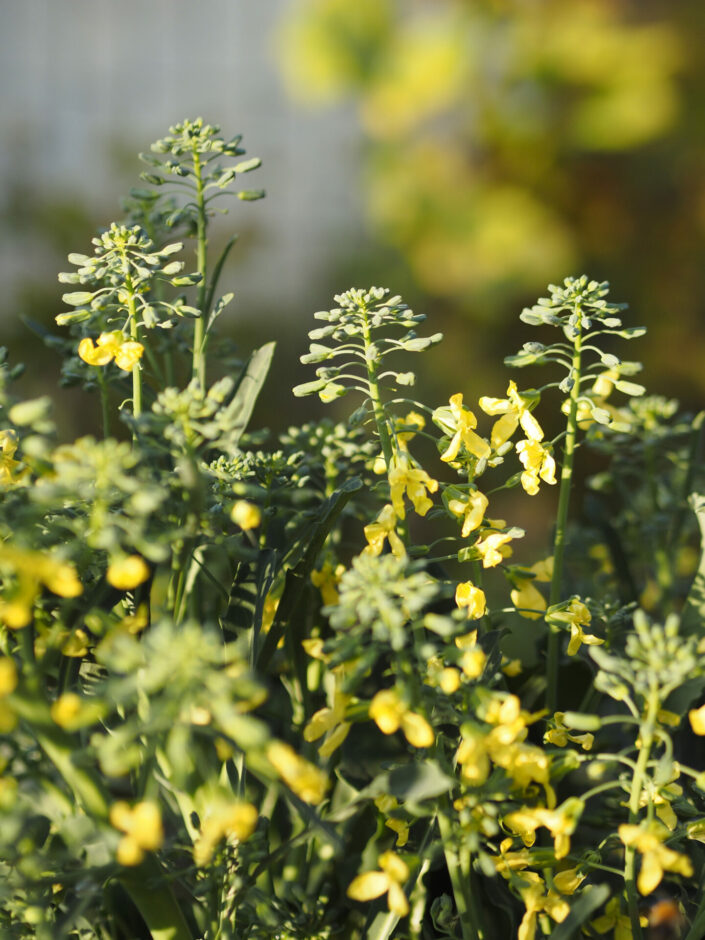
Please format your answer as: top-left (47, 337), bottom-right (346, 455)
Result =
top-left (546, 309), bottom-right (583, 712)
top-left (437, 801), bottom-right (485, 940)
top-left (192, 147), bottom-right (208, 388)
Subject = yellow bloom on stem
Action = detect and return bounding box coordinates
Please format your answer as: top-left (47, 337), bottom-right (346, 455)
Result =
top-left (231, 500), bottom-right (261, 530)
top-left (455, 581), bottom-right (486, 619)
top-left (511, 578), bottom-right (547, 621)
top-left (362, 504), bottom-right (406, 559)
top-left (479, 380), bottom-right (544, 449)
top-left (689, 703), bottom-right (705, 735)
top-left (388, 454), bottom-right (438, 519)
top-left (303, 690), bottom-right (352, 757)
top-left (107, 555), bottom-right (150, 591)
top-left (475, 531), bottom-right (514, 568)
top-left (310, 561), bottom-right (346, 605)
top-left (0, 545), bottom-right (83, 629)
top-left (110, 800), bottom-right (164, 867)
top-left (347, 851), bottom-right (410, 917)
top-left (516, 439), bottom-right (557, 495)
top-left (516, 872), bottom-right (569, 940)
top-left (618, 822), bottom-right (693, 895)
top-left (193, 800), bottom-right (258, 866)
top-left (369, 689), bottom-right (434, 748)
top-left (78, 332), bottom-right (144, 372)
top-left (447, 489), bottom-right (488, 537)
top-left (504, 798), bottom-right (583, 860)
top-left (456, 726), bottom-right (490, 786)
top-left (0, 657), bottom-right (18, 697)
top-left (549, 598), bottom-right (603, 655)
top-left (493, 837), bottom-right (532, 879)
top-left (552, 867), bottom-right (586, 895)
top-left (266, 740), bottom-right (329, 804)
top-left (0, 430), bottom-right (27, 487)
top-left (544, 712), bottom-right (594, 751)
top-left (396, 411), bottom-right (425, 450)
top-left (439, 394), bottom-right (491, 463)
top-left (374, 795), bottom-right (410, 847)
top-left (592, 897), bottom-right (647, 939)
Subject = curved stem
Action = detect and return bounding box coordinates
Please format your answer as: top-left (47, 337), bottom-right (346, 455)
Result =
top-left (546, 314), bottom-right (583, 712)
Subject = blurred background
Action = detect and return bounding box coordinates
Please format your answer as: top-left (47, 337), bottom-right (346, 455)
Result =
top-left (1, 0), bottom-right (704, 438)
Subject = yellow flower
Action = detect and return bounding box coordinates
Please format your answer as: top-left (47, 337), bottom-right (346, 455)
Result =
top-left (455, 581), bottom-right (486, 619)
top-left (388, 454), bottom-right (438, 519)
top-left (447, 489), bottom-right (488, 537)
top-left (231, 500), bottom-right (261, 530)
top-left (347, 851), bottom-right (410, 917)
top-left (592, 897), bottom-right (647, 939)
top-left (475, 531), bottom-right (514, 568)
top-left (61, 629), bottom-right (90, 658)
top-left (369, 689), bottom-right (434, 748)
top-left (549, 598), bottom-right (603, 656)
top-left (689, 704), bottom-right (705, 736)
top-left (78, 332), bottom-right (144, 372)
top-left (193, 800), bottom-right (258, 866)
top-left (438, 394), bottom-right (491, 463)
top-left (504, 798), bottom-right (583, 860)
top-left (493, 837), bottom-right (532, 879)
top-left (311, 561), bottom-right (346, 605)
top-left (544, 712), bottom-right (594, 751)
top-left (107, 555), bottom-right (150, 590)
top-left (50, 693), bottom-right (83, 729)
top-left (456, 726), bottom-right (490, 786)
top-left (460, 648), bottom-right (486, 679)
top-left (552, 867), bottom-right (586, 895)
top-left (396, 411), bottom-right (425, 450)
top-left (479, 381), bottom-right (544, 449)
top-left (266, 740), bottom-right (329, 804)
top-left (618, 822), bottom-right (693, 895)
top-left (374, 795), bottom-right (410, 847)
top-left (0, 430), bottom-right (27, 487)
top-left (303, 690), bottom-right (352, 757)
top-left (362, 504), bottom-right (406, 558)
top-left (516, 439), bottom-right (557, 495)
top-left (510, 578), bottom-right (546, 621)
top-left (110, 800), bottom-right (164, 867)
top-left (439, 667), bottom-right (461, 694)
top-left (516, 872), bottom-right (569, 940)
top-left (0, 657), bottom-right (18, 697)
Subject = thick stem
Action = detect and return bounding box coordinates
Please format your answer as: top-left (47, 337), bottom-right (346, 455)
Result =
top-left (120, 252), bottom-right (142, 425)
top-left (546, 316), bottom-right (583, 712)
top-left (361, 306), bottom-right (394, 471)
top-left (438, 805), bottom-right (483, 940)
top-left (623, 687), bottom-right (658, 940)
top-left (192, 149), bottom-right (208, 388)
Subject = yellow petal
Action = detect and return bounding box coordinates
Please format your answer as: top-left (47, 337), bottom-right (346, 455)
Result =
top-left (347, 871), bottom-right (390, 902)
top-left (387, 880), bottom-right (409, 916)
top-left (689, 704), bottom-right (705, 736)
top-left (401, 711), bottom-right (434, 748)
top-left (113, 341), bottom-right (144, 371)
top-left (107, 555), bottom-right (150, 590)
top-left (78, 337), bottom-right (114, 367)
top-left (637, 851), bottom-right (663, 895)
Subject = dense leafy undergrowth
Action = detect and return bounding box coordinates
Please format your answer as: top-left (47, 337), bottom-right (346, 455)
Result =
top-left (1, 120), bottom-right (705, 940)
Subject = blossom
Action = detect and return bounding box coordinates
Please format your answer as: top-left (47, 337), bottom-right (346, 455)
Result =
top-left (369, 689), bottom-right (434, 748)
top-left (78, 332), bottom-right (144, 372)
top-left (475, 531), bottom-right (514, 568)
top-left (0, 658), bottom-right (17, 697)
top-left (438, 394), bottom-right (491, 463)
top-left (0, 545), bottom-right (82, 630)
top-left (193, 800), bottom-right (258, 866)
top-left (516, 872), bottom-right (569, 940)
top-left (362, 504), bottom-right (405, 558)
top-left (455, 581), bottom-right (486, 619)
top-left (303, 690), bottom-right (352, 757)
top-left (516, 439), bottom-right (556, 495)
top-left (447, 489), bottom-right (489, 537)
top-left (0, 431), bottom-right (27, 487)
top-left (310, 561), bottom-right (346, 605)
top-left (504, 798), bottom-right (584, 859)
top-left (396, 411), bottom-right (425, 450)
top-left (618, 822), bottom-right (693, 895)
top-left (689, 703), bottom-right (705, 736)
top-left (107, 555), bottom-right (150, 590)
top-left (231, 500), bottom-right (261, 530)
top-left (592, 898), bottom-right (647, 939)
top-left (549, 598), bottom-right (603, 655)
top-left (510, 578), bottom-right (547, 621)
top-left (266, 741), bottom-right (329, 804)
top-left (544, 712), bottom-right (594, 751)
top-left (110, 800), bottom-right (164, 867)
top-left (388, 455), bottom-right (438, 519)
top-left (479, 380), bottom-right (543, 449)
top-left (347, 851), bottom-right (410, 917)
top-left (455, 726), bottom-right (490, 786)
top-left (374, 795), bottom-right (410, 847)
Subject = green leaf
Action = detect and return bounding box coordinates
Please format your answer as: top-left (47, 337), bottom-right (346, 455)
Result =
top-left (549, 884), bottom-right (611, 940)
top-left (205, 235), bottom-right (239, 314)
top-left (205, 292), bottom-right (234, 335)
top-left (224, 341), bottom-right (276, 446)
top-left (387, 761), bottom-right (454, 801)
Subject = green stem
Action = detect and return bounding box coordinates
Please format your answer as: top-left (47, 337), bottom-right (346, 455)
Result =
top-left (624, 686), bottom-right (659, 940)
top-left (438, 804), bottom-right (483, 940)
top-left (546, 313), bottom-right (583, 713)
top-left (361, 305), bottom-right (394, 471)
top-left (119, 252), bottom-right (142, 426)
top-left (97, 369), bottom-right (110, 439)
top-left (192, 149), bottom-right (208, 388)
